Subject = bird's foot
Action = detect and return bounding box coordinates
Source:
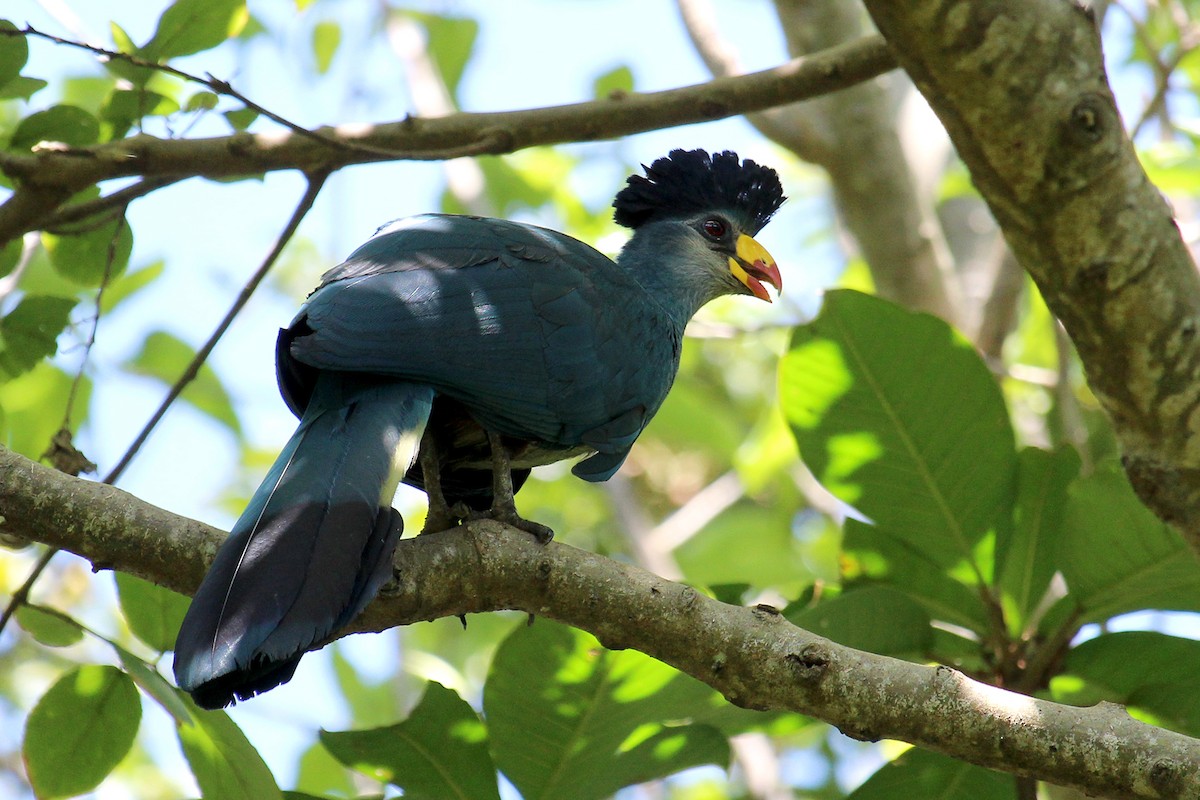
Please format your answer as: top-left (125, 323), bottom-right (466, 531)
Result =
top-left (421, 504), bottom-right (463, 535)
top-left (469, 507), bottom-right (554, 544)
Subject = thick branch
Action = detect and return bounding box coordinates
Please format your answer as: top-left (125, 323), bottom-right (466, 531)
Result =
top-left (0, 36), bottom-right (894, 246)
top-left (2, 444), bottom-right (1198, 798)
top-left (863, 1), bottom-right (1200, 550)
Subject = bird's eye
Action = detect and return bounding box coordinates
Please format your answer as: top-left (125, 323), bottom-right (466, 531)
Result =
top-left (701, 218), bottom-right (728, 239)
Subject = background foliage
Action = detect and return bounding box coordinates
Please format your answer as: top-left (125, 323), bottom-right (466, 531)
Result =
top-left (2, 0), bottom-right (1199, 798)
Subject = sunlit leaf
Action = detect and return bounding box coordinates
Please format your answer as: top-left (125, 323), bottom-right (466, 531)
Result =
top-left (177, 700), bottom-right (282, 800)
top-left (847, 747), bottom-right (1013, 799)
top-left (113, 644), bottom-right (193, 725)
top-left (115, 572), bottom-right (191, 652)
top-left (330, 645), bottom-right (399, 729)
top-left (0, 363), bottom-right (89, 456)
top-left (43, 215), bottom-right (133, 286)
top-left (102, 88), bottom-right (180, 137)
top-left (594, 65), bottom-right (633, 100)
top-left (224, 107), bottom-right (259, 131)
top-left (843, 519), bottom-right (990, 635)
top-left (142, 0), bottom-right (249, 61)
top-left (294, 740), bottom-right (356, 799)
top-left (995, 446), bottom-right (1079, 631)
top-left (322, 681), bottom-right (500, 800)
top-left (780, 290), bottom-right (1016, 569)
top-left (24, 666), bottom-right (141, 798)
top-left (123, 330), bottom-right (242, 436)
top-left (186, 91), bottom-right (220, 112)
top-left (1059, 467), bottom-right (1200, 622)
top-left (100, 259), bottom-right (165, 314)
top-left (9, 105), bottom-right (99, 151)
top-left (15, 604), bottom-right (84, 647)
top-left (400, 11), bottom-right (478, 101)
top-left (485, 621), bottom-right (730, 800)
top-left (311, 21), bottom-right (340, 75)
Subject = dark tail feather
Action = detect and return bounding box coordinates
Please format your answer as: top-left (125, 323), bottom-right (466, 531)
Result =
top-left (173, 379), bottom-right (433, 709)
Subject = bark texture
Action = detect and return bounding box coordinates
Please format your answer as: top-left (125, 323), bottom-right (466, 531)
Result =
top-left (864, 0), bottom-right (1200, 550)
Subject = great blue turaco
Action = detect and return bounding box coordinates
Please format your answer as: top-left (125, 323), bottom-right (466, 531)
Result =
top-left (173, 148), bottom-right (785, 710)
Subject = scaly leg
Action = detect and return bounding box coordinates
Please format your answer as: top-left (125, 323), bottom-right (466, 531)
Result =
top-left (481, 430), bottom-right (554, 543)
top-left (419, 426), bottom-right (460, 534)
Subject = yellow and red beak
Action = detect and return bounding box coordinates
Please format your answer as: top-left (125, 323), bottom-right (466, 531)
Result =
top-left (728, 233), bottom-right (782, 303)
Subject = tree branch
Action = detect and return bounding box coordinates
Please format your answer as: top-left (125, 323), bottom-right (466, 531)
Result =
top-left (0, 35), bottom-right (895, 246)
top-left (2, 442), bottom-right (1198, 799)
top-left (862, 0), bottom-right (1200, 552)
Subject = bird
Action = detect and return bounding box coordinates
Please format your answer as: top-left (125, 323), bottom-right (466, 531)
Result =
top-left (173, 148), bottom-right (785, 709)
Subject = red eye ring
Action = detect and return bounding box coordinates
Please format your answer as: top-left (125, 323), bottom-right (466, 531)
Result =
top-left (702, 218), bottom-right (728, 239)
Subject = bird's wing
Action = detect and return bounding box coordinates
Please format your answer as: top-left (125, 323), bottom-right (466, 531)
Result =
top-left (281, 214), bottom-right (664, 453)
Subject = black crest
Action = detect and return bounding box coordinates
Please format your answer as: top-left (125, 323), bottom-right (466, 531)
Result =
top-left (612, 149), bottom-right (785, 234)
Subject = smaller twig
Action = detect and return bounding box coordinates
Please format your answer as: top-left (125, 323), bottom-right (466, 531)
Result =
top-left (103, 169), bottom-right (330, 484)
top-left (0, 548), bottom-right (58, 634)
top-left (974, 237), bottom-right (1026, 362)
top-left (42, 178), bottom-right (179, 232)
top-left (4, 25), bottom-right (403, 161)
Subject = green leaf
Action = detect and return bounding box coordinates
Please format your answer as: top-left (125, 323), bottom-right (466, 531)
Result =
top-left (0, 75), bottom-right (48, 101)
top-left (142, 0), bottom-right (249, 61)
top-left (24, 665), bottom-right (142, 798)
top-left (102, 88), bottom-right (179, 137)
top-left (115, 572), bottom-right (191, 652)
top-left (311, 21), bottom-right (340, 74)
top-left (995, 446), bottom-right (1079, 631)
top-left (294, 740), bottom-right (356, 799)
top-left (177, 701), bottom-right (282, 800)
top-left (186, 91), bottom-right (220, 112)
top-left (1058, 631), bottom-right (1200, 735)
top-left (848, 747), bottom-right (1014, 799)
top-left (787, 586), bottom-right (933, 657)
top-left (402, 12), bottom-right (478, 101)
top-left (43, 215), bottom-right (133, 286)
top-left (9, 104), bottom-right (99, 151)
top-left (593, 65), bottom-right (634, 99)
top-left (0, 20), bottom-right (29, 91)
top-left (101, 259), bottom-right (165, 314)
top-left (780, 290), bottom-right (1016, 570)
top-left (484, 621), bottom-right (730, 800)
top-left (675, 502), bottom-right (809, 588)
top-left (224, 107), bottom-right (259, 131)
top-left (113, 644), bottom-right (193, 725)
top-left (0, 295), bottom-right (77, 379)
top-left (843, 519), bottom-right (991, 635)
top-left (123, 330), bottom-right (242, 436)
top-left (0, 363), bottom-right (89, 456)
top-left (15, 604), bottom-right (84, 647)
top-left (330, 645), bottom-right (399, 729)
top-left (0, 236), bottom-right (20, 278)
top-left (1059, 467), bottom-right (1200, 622)
top-left (322, 681), bottom-right (500, 800)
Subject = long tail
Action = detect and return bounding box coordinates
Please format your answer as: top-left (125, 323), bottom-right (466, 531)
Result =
top-left (173, 378), bottom-right (433, 709)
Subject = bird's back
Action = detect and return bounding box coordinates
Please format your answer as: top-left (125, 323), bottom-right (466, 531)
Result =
top-left (279, 214), bottom-right (682, 463)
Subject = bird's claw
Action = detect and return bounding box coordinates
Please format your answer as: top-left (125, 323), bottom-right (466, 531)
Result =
top-left (468, 507), bottom-right (554, 544)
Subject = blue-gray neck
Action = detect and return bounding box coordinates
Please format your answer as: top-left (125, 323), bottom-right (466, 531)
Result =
top-left (616, 221), bottom-right (722, 331)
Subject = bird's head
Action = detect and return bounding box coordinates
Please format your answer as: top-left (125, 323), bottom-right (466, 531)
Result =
top-left (613, 149), bottom-right (785, 306)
